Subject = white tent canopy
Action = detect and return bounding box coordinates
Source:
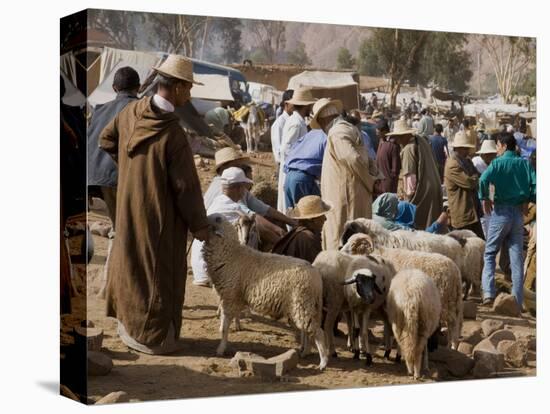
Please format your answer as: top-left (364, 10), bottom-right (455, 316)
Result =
top-left (192, 73), bottom-right (234, 102)
top-left (99, 47), bottom-right (163, 86)
top-left (61, 70), bottom-right (86, 108)
top-left (287, 70), bottom-right (356, 89)
top-left (247, 81), bottom-right (282, 105)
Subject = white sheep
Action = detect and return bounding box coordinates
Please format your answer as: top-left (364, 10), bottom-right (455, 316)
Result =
top-left (203, 213), bottom-right (329, 370)
top-left (447, 230), bottom-right (485, 299)
top-left (313, 250), bottom-right (394, 364)
top-left (342, 233), bottom-right (463, 350)
top-left (340, 218), bottom-right (463, 266)
top-left (386, 269), bottom-right (442, 379)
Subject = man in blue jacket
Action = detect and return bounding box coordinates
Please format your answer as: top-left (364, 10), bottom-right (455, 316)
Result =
top-left (87, 66), bottom-right (140, 229)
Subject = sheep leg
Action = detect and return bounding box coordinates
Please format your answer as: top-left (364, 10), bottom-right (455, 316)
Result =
top-left (422, 344), bottom-right (430, 373)
top-left (359, 312), bottom-right (373, 366)
top-left (413, 346), bottom-right (424, 380)
top-left (462, 280), bottom-right (471, 300)
top-left (234, 315), bottom-right (242, 332)
top-left (350, 311), bottom-right (360, 359)
top-left (216, 310), bottom-right (232, 356)
top-left (395, 343), bottom-right (402, 364)
top-left (383, 316), bottom-right (393, 360)
top-left (344, 311), bottom-right (353, 350)
top-left (300, 330), bottom-right (312, 357)
top-left (323, 309), bottom-right (338, 358)
top-left (313, 328), bottom-right (329, 371)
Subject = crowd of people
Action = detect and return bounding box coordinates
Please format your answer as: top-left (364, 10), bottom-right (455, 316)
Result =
top-left (79, 53), bottom-right (536, 356)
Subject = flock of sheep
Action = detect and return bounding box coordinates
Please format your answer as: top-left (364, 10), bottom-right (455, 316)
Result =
top-left (200, 213), bottom-right (486, 380)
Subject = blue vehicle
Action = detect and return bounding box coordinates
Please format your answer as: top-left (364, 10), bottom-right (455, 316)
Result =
top-left (190, 58), bottom-right (251, 107)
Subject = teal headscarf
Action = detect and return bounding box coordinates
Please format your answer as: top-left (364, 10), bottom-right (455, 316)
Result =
top-left (395, 201), bottom-right (417, 229)
top-left (372, 193), bottom-right (402, 231)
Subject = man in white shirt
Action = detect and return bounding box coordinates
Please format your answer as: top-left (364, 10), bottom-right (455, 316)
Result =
top-left (270, 89), bottom-right (294, 168)
top-left (277, 88), bottom-right (316, 212)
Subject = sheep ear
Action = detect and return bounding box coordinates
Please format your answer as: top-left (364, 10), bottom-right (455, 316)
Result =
top-left (341, 276), bottom-right (357, 285)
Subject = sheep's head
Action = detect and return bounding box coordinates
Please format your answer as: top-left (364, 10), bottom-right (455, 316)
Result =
top-left (342, 268), bottom-right (383, 305)
top-left (207, 214), bottom-right (239, 242)
top-left (340, 233), bottom-right (375, 256)
top-left (340, 218), bottom-right (385, 248)
top-left (234, 212), bottom-right (258, 248)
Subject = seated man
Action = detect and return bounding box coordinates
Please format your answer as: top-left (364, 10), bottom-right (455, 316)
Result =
top-left (395, 200), bottom-right (449, 234)
top-left (193, 167), bottom-right (260, 287)
top-left (271, 195), bottom-right (331, 263)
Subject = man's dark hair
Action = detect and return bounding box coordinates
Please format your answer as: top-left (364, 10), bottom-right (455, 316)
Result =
top-left (435, 124), bottom-right (443, 134)
top-left (113, 66), bottom-right (140, 92)
top-left (376, 119), bottom-right (390, 133)
top-left (463, 119), bottom-right (470, 128)
top-left (157, 74), bottom-right (185, 90)
top-left (519, 124), bottom-right (527, 134)
top-left (421, 109), bottom-right (427, 115)
top-left (281, 89), bottom-right (294, 105)
top-left (497, 132), bottom-right (517, 152)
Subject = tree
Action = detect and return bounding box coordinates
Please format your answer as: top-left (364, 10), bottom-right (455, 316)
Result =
top-left (146, 13), bottom-right (209, 57)
top-left (287, 42), bottom-right (312, 66)
top-left (475, 35), bottom-right (535, 103)
top-left (357, 39), bottom-right (384, 77)
top-left (245, 20), bottom-right (286, 63)
top-left (213, 18), bottom-right (243, 64)
top-left (88, 9), bottom-right (139, 50)
top-left (337, 47), bottom-right (355, 70)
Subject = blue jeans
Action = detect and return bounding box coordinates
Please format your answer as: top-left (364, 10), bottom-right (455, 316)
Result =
top-left (284, 169), bottom-right (320, 208)
top-left (481, 205), bottom-right (525, 306)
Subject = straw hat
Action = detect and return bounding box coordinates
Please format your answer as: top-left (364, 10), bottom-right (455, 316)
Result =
top-left (153, 54), bottom-right (204, 85)
top-left (309, 98), bottom-right (343, 129)
top-left (453, 131), bottom-right (476, 148)
top-left (476, 139), bottom-right (497, 155)
top-left (215, 147), bottom-right (250, 172)
top-left (387, 119), bottom-right (417, 137)
top-left (371, 110), bottom-right (383, 119)
top-left (287, 195), bottom-right (332, 220)
top-left (286, 87), bottom-right (317, 106)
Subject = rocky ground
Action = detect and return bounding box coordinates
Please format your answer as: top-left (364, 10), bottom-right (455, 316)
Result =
top-left (62, 150), bottom-right (536, 404)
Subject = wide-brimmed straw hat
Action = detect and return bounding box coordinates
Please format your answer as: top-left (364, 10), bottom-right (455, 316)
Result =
top-left (387, 119), bottom-right (417, 137)
top-left (371, 110), bottom-right (383, 119)
top-left (453, 131), bottom-right (476, 148)
top-left (287, 195), bottom-right (332, 220)
top-left (476, 139), bottom-right (497, 154)
top-left (286, 87), bottom-right (317, 106)
top-left (153, 54), bottom-right (204, 85)
top-left (215, 147), bottom-right (250, 172)
top-left (309, 98), bottom-right (343, 129)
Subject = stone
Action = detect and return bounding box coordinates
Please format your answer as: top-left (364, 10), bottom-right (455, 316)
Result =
top-left (251, 360), bottom-right (278, 380)
top-left (461, 324), bottom-right (483, 346)
top-left (473, 351), bottom-right (505, 378)
top-left (501, 341), bottom-right (528, 368)
top-left (457, 342), bottom-right (474, 356)
top-left (267, 349), bottom-right (299, 376)
top-left (488, 329), bottom-right (516, 347)
top-left (496, 340), bottom-right (515, 355)
top-left (89, 221), bottom-right (112, 238)
top-left (229, 352), bottom-right (266, 372)
top-left (493, 293), bottom-right (521, 317)
top-left (481, 319), bottom-right (504, 337)
top-left (463, 301), bottom-right (477, 319)
top-left (60, 385), bottom-right (80, 402)
top-left (88, 351), bottom-right (113, 376)
top-left (95, 391), bottom-right (129, 405)
top-left (473, 338), bottom-right (498, 354)
top-left (429, 347), bottom-right (474, 377)
top-left (74, 327), bottom-right (104, 352)
top-left (194, 155), bottom-right (205, 168)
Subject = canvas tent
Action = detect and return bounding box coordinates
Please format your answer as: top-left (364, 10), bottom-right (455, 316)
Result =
top-left (247, 82), bottom-right (282, 105)
top-left (287, 70), bottom-right (360, 110)
top-left (61, 70), bottom-right (86, 108)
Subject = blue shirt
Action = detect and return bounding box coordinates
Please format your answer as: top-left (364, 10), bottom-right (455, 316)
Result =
top-left (429, 134), bottom-right (448, 165)
top-left (360, 131), bottom-right (377, 160)
top-left (284, 129), bottom-right (327, 178)
top-left (514, 132), bottom-right (536, 160)
top-left (359, 122), bottom-right (379, 153)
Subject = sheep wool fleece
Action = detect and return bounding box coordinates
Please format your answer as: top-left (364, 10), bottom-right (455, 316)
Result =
top-left (99, 96), bottom-right (208, 347)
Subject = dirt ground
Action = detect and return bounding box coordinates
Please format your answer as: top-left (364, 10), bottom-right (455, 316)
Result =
top-left (73, 150), bottom-right (536, 403)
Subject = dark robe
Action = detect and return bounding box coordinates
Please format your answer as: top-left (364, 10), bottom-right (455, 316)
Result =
top-left (271, 226), bottom-right (322, 263)
top-left (375, 137), bottom-right (401, 196)
top-left (99, 96), bottom-right (208, 347)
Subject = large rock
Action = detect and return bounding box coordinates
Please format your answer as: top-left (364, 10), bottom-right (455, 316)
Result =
top-left (463, 301), bottom-right (477, 320)
top-left (473, 338), bottom-right (498, 354)
top-left (429, 347), bottom-right (474, 377)
top-left (74, 327), bottom-right (104, 352)
top-left (493, 293), bottom-right (521, 317)
top-left (481, 319), bottom-right (504, 337)
top-left (473, 350), bottom-right (505, 378)
top-left (232, 350), bottom-right (299, 378)
top-left (461, 324), bottom-right (483, 346)
top-left (95, 391), bottom-right (129, 405)
top-left (488, 329), bottom-right (516, 347)
top-left (88, 351), bottom-right (113, 376)
top-left (229, 351), bottom-right (266, 373)
top-left (457, 342), bottom-right (474, 356)
top-left (267, 349), bottom-right (299, 376)
top-left (498, 340), bottom-right (528, 368)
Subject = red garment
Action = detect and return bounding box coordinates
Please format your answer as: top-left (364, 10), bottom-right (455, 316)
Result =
top-left (375, 137), bottom-right (401, 195)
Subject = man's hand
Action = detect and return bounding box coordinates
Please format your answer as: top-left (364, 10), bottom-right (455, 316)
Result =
top-left (193, 227), bottom-right (210, 242)
top-left (482, 199), bottom-right (493, 216)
